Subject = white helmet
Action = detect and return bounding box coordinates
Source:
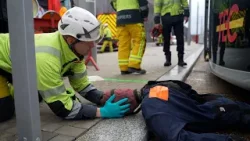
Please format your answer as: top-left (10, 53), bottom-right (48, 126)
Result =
top-left (58, 7), bottom-right (100, 42)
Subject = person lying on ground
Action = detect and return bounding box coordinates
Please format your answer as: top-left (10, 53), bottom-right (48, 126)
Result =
top-left (101, 80), bottom-right (250, 141)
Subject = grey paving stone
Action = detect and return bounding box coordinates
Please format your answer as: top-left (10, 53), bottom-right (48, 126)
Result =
top-left (72, 118), bottom-right (101, 129)
top-left (6, 127), bottom-right (17, 134)
top-left (42, 131), bottom-right (58, 141)
top-left (76, 113), bottom-right (147, 141)
top-left (0, 120), bottom-right (16, 132)
top-left (0, 132), bottom-right (15, 139)
top-left (42, 123), bottom-right (64, 132)
top-left (49, 135), bottom-right (75, 141)
top-left (0, 134), bottom-right (17, 141)
top-left (54, 126), bottom-right (86, 137)
top-left (59, 120), bottom-right (78, 126)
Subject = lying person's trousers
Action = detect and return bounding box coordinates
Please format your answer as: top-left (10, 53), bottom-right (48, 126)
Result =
top-left (141, 80), bottom-right (250, 141)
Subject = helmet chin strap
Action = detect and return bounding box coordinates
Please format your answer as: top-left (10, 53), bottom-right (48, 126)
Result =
top-left (66, 37), bottom-right (84, 60)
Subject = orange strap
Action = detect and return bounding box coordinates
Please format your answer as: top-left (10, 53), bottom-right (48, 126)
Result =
top-left (149, 86), bottom-right (169, 101)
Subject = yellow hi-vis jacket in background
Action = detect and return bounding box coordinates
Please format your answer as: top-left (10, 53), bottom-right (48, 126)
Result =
top-left (110, 0), bottom-right (149, 25)
top-left (154, 0), bottom-right (189, 24)
top-left (104, 27), bottom-right (112, 39)
top-left (0, 32), bottom-right (103, 119)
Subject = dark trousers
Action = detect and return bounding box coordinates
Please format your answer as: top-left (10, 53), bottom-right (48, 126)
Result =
top-left (0, 69), bottom-right (14, 122)
top-left (141, 81), bottom-right (250, 141)
top-left (0, 96), bottom-right (15, 122)
top-left (0, 20), bottom-right (8, 33)
top-left (161, 14), bottom-right (184, 56)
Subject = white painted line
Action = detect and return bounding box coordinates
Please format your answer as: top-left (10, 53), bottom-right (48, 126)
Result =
top-left (88, 76), bottom-right (104, 82)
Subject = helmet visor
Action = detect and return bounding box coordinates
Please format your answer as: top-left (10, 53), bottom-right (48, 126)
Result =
top-left (76, 25), bottom-right (101, 42)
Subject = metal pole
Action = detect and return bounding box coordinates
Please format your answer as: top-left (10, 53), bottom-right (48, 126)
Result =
top-left (204, 0), bottom-right (209, 60)
top-left (76, 0), bottom-right (97, 65)
top-left (196, 1), bottom-right (199, 43)
top-left (94, 0), bottom-right (97, 16)
top-left (208, 0), bottom-right (212, 59)
top-left (7, 0), bottom-right (41, 140)
top-left (187, 0), bottom-right (192, 45)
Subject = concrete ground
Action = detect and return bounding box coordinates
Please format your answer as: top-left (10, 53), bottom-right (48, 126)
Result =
top-left (0, 42), bottom-right (202, 141)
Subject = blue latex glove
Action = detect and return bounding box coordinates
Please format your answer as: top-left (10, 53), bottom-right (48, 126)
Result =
top-left (100, 94), bottom-right (130, 118)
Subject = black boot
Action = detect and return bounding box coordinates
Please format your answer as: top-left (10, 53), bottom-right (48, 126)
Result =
top-left (164, 53), bottom-right (171, 66)
top-left (128, 67), bottom-right (146, 74)
top-left (178, 54), bottom-right (187, 66)
top-left (121, 71), bottom-right (132, 75)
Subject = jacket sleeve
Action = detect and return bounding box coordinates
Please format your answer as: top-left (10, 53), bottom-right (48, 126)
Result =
top-left (181, 0), bottom-right (190, 17)
top-left (110, 0), bottom-right (117, 11)
top-left (154, 0), bottom-right (162, 24)
top-left (37, 56), bottom-right (98, 120)
top-left (138, 0), bottom-right (149, 19)
top-left (68, 61), bottom-right (104, 105)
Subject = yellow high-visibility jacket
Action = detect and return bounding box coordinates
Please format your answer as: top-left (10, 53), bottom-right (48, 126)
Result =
top-left (154, 0), bottom-right (189, 17)
top-left (0, 32), bottom-right (102, 119)
top-left (110, 0), bottom-right (149, 25)
top-left (104, 27), bottom-right (112, 38)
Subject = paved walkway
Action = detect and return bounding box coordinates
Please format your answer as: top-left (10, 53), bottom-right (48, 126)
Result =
top-left (0, 42), bottom-right (202, 141)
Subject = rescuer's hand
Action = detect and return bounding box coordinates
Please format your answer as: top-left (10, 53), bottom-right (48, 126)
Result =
top-left (100, 95), bottom-right (130, 118)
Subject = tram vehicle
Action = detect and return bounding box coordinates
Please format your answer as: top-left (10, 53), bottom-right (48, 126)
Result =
top-left (208, 0), bottom-right (250, 91)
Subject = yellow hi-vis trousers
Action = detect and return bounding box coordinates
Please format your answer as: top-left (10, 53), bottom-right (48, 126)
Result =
top-left (100, 40), bottom-right (113, 52)
top-left (0, 75), bottom-right (10, 99)
top-left (117, 23), bottom-right (146, 71)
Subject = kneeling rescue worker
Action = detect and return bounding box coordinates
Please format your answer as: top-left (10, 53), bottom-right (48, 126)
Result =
top-left (0, 7), bottom-right (130, 122)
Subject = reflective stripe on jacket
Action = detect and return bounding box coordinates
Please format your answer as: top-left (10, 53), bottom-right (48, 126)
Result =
top-left (110, 0), bottom-right (149, 25)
